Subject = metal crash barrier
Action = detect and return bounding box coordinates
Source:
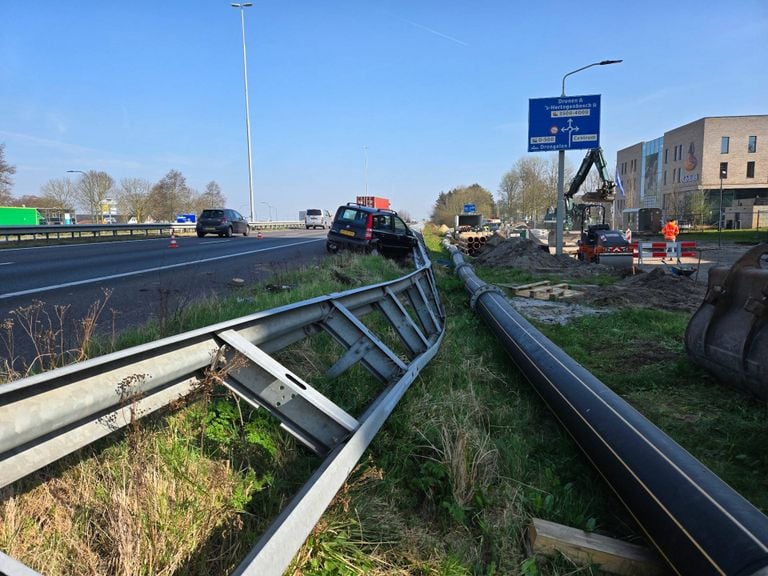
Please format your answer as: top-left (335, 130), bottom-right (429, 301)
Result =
top-left (0, 239), bottom-right (444, 576)
top-left (444, 239), bottom-right (768, 576)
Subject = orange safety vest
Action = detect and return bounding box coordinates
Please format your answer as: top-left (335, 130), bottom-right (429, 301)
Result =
top-left (662, 221), bottom-right (679, 241)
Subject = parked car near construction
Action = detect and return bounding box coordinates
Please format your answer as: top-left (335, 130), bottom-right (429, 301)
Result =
top-left (195, 208), bottom-right (249, 237)
top-left (326, 203), bottom-right (417, 259)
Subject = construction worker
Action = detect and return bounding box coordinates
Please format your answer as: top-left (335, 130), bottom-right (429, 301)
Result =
top-left (661, 218), bottom-right (680, 261)
top-left (662, 218), bottom-right (679, 242)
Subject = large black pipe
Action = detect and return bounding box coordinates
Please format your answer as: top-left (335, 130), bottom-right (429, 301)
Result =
top-left (446, 243), bottom-right (768, 576)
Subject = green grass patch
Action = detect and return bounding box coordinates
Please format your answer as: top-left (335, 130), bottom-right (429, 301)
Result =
top-left (4, 232), bottom-right (766, 576)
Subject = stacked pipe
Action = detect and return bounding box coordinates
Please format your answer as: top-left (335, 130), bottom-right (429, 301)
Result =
top-left (455, 231), bottom-right (492, 256)
top-left (443, 239), bottom-right (768, 576)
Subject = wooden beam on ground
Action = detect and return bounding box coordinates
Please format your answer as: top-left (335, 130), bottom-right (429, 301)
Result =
top-left (527, 518), bottom-right (671, 576)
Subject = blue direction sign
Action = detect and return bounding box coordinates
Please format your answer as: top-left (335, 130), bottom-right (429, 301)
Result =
top-left (463, 203), bottom-right (476, 214)
top-left (528, 94), bottom-right (601, 152)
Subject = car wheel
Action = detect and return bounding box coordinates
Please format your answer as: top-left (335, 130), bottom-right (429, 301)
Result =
top-left (197, 231), bottom-right (205, 238)
top-left (306, 226), bottom-right (310, 230)
top-left (225, 226), bottom-right (233, 238)
top-left (243, 226), bottom-right (249, 237)
top-left (326, 241), bottom-right (338, 254)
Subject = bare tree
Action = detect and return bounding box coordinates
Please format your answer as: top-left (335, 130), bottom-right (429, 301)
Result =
top-left (74, 171), bottom-right (114, 223)
top-left (147, 169), bottom-right (192, 222)
top-left (396, 208), bottom-right (412, 222)
top-left (117, 178), bottom-right (152, 223)
top-left (498, 157), bottom-right (562, 225)
top-left (0, 143), bottom-right (16, 205)
top-left (199, 181), bottom-right (226, 208)
top-left (40, 178), bottom-right (78, 213)
top-left (497, 169), bottom-right (522, 222)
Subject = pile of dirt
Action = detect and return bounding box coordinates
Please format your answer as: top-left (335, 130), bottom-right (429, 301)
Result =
top-left (577, 268), bottom-right (707, 313)
top-left (472, 238), bottom-right (623, 278)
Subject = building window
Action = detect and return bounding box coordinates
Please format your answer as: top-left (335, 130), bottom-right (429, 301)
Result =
top-left (663, 170), bottom-right (667, 185)
top-left (748, 136), bottom-right (757, 153)
top-left (747, 161), bottom-right (755, 178)
top-left (720, 162), bottom-right (728, 179)
top-left (664, 148), bottom-right (668, 164)
top-left (721, 136), bottom-right (730, 154)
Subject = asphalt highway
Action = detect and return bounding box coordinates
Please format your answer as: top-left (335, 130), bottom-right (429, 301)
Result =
top-left (0, 230), bottom-right (328, 371)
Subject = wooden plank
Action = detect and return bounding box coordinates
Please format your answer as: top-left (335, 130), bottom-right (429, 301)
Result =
top-left (528, 518), bottom-right (670, 576)
top-left (497, 280), bottom-right (551, 292)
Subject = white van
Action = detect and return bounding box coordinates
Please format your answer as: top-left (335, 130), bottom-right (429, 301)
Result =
top-left (305, 208), bottom-right (330, 229)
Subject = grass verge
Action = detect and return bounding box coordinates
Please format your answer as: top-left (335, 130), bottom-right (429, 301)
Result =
top-left (2, 232), bottom-right (766, 575)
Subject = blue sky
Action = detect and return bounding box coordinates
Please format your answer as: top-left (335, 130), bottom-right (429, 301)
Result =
top-left (2, 1), bottom-right (766, 221)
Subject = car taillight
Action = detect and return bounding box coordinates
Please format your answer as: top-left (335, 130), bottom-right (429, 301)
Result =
top-left (365, 214), bottom-right (373, 240)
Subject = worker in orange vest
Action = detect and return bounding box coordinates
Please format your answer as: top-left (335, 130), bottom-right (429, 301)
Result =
top-left (661, 218), bottom-right (680, 261)
top-left (662, 218), bottom-right (679, 241)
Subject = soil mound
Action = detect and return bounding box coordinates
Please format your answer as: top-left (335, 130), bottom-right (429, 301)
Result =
top-left (472, 238), bottom-right (622, 278)
top-left (577, 268), bottom-right (706, 313)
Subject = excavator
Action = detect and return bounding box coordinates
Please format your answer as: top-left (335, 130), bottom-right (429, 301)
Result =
top-left (565, 147), bottom-right (633, 269)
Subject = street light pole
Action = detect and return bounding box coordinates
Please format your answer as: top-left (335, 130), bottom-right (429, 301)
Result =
top-left (718, 167), bottom-right (726, 247)
top-left (555, 59), bottom-right (622, 256)
top-left (260, 201), bottom-right (274, 221)
top-left (364, 146), bottom-right (369, 197)
top-left (231, 2), bottom-right (255, 224)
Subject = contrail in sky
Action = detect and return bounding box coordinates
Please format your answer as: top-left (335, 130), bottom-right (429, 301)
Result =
top-left (402, 18), bottom-right (469, 46)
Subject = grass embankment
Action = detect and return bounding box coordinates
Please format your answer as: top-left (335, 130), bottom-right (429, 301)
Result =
top-left (2, 233), bottom-right (766, 575)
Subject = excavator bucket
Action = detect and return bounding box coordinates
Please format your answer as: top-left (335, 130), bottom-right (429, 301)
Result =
top-left (580, 191), bottom-right (616, 203)
top-left (684, 243), bottom-right (768, 399)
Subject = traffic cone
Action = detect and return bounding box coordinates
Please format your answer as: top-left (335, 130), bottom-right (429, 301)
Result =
top-left (169, 233), bottom-right (178, 248)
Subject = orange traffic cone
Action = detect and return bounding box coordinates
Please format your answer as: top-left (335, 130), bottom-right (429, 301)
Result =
top-left (169, 233), bottom-right (178, 248)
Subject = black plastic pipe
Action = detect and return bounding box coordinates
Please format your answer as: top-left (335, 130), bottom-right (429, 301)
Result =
top-left (446, 243), bottom-right (768, 576)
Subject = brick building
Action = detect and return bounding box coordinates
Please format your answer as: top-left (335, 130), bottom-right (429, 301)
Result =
top-left (615, 115), bottom-right (768, 230)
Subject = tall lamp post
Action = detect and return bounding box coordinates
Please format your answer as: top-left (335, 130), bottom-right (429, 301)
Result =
top-left (555, 59), bottom-right (622, 255)
top-left (718, 166), bottom-right (726, 247)
top-left (231, 2), bottom-right (255, 224)
top-left (364, 146), bottom-right (369, 197)
top-left (260, 201), bottom-right (274, 221)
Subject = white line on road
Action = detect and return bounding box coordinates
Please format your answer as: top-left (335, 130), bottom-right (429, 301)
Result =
top-left (0, 239), bottom-right (324, 300)
top-left (0, 262), bottom-right (13, 266)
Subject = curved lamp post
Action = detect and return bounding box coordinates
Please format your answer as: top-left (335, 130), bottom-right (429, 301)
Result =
top-left (555, 60), bottom-right (622, 256)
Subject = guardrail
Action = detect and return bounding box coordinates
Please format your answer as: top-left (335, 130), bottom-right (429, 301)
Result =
top-left (0, 221), bottom-right (309, 243)
top-left (0, 238), bottom-right (444, 576)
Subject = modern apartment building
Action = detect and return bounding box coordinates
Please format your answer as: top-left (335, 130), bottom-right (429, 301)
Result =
top-left (615, 115), bottom-right (768, 229)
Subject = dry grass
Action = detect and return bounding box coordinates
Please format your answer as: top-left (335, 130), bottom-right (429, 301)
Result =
top-left (0, 413), bottom-right (255, 576)
top-left (0, 289), bottom-right (113, 380)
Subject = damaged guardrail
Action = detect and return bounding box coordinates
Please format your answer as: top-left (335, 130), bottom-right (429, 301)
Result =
top-left (0, 240), bottom-right (444, 576)
top-left (443, 239), bottom-right (768, 576)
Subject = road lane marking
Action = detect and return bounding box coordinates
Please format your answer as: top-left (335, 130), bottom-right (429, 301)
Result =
top-left (0, 262), bottom-right (13, 266)
top-left (0, 239), bottom-right (324, 300)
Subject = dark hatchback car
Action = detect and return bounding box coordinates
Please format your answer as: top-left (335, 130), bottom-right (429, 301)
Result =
top-left (326, 203), bottom-right (417, 258)
top-left (196, 209), bottom-right (250, 237)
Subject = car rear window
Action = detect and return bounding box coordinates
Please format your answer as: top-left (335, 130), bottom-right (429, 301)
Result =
top-left (201, 210), bottom-right (223, 218)
top-left (307, 209), bottom-right (322, 216)
top-left (336, 208), bottom-right (368, 223)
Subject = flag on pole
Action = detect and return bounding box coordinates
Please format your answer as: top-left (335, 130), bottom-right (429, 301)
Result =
top-left (615, 167), bottom-right (625, 197)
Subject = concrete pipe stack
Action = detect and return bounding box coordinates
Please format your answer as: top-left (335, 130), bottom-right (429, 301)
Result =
top-left (455, 231), bottom-right (491, 256)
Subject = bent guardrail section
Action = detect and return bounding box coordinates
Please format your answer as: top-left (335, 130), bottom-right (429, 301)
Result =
top-left (0, 241), bottom-right (444, 576)
top-left (443, 239), bottom-right (768, 576)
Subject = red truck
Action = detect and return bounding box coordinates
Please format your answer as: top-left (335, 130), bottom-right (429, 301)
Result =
top-left (355, 196), bottom-right (390, 210)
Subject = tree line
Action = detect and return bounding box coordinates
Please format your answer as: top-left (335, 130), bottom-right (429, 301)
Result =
top-left (0, 143), bottom-right (226, 223)
top-left (430, 156), bottom-right (592, 228)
